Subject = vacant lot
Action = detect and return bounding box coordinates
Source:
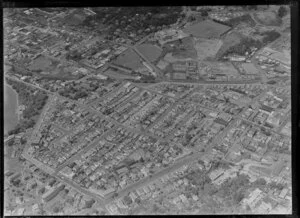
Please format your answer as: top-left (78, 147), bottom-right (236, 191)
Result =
top-left (136, 44), bottom-right (162, 63)
top-left (113, 49), bottom-right (144, 70)
top-left (162, 36), bottom-right (197, 61)
top-left (28, 56), bottom-right (84, 80)
top-left (203, 61), bottom-right (239, 76)
top-left (254, 11), bottom-right (282, 26)
top-left (28, 55), bottom-right (59, 72)
top-left (262, 47), bottom-right (290, 66)
top-left (241, 63), bottom-right (259, 74)
top-left (63, 9), bottom-right (87, 26)
top-left (156, 60), bottom-right (169, 70)
top-left (183, 20), bottom-right (231, 39)
top-left (216, 31), bottom-right (244, 59)
top-left (250, 165), bottom-right (272, 176)
top-left (194, 38), bottom-right (223, 60)
top-left (103, 68), bottom-right (137, 80)
top-left (270, 33), bottom-right (290, 52)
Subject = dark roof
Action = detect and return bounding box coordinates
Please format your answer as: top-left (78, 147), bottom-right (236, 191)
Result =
top-left (260, 104), bottom-right (273, 113)
top-left (214, 118), bottom-right (228, 126)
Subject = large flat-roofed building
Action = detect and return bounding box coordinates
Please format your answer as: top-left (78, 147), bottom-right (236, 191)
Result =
top-left (42, 183), bottom-right (65, 202)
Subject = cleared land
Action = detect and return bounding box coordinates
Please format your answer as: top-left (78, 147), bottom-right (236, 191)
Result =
top-left (254, 11), bottom-right (282, 26)
top-left (28, 55), bottom-right (59, 72)
top-left (262, 47), bottom-right (291, 65)
top-left (162, 36), bottom-right (197, 61)
top-left (156, 60), bottom-right (169, 70)
top-left (136, 44), bottom-right (163, 63)
top-left (27, 56), bottom-right (83, 80)
top-left (164, 53), bottom-right (194, 63)
top-left (216, 31), bottom-right (244, 59)
top-left (113, 48), bottom-right (144, 70)
top-left (241, 63), bottom-right (259, 74)
top-left (270, 33), bottom-right (290, 53)
top-left (103, 68), bottom-right (137, 80)
top-left (183, 20), bottom-right (231, 39)
top-left (194, 38), bottom-right (223, 60)
top-left (202, 61), bottom-right (239, 76)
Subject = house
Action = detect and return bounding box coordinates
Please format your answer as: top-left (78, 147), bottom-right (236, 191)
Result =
top-left (279, 188), bottom-right (289, 199)
top-left (242, 188), bottom-right (264, 209)
top-left (173, 72), bottom-right (186, 80)
top-left (260, 104), bottom-right (274, 114)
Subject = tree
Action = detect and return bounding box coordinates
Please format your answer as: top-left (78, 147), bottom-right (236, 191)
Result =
top-left (135, 197), bottom-right (141, 204)
top-left (85, 199), bottom-right (95, 208)
top-left (278, 6), bottom-right (287, 18)
top-left (233, 190), bottom-right (245, 204)
top-left (123, 195), bottom-right (133, 206)
top-left (112, 192), bottom-right (119, 199)
top-left (253, 178), bottom-right (267, 187)
top-left (201, 10), bottom-right (209, 17)
top-left (6, 139), bottom-right (15, 146)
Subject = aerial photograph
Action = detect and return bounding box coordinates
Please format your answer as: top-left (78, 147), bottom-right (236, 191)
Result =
top-left (3, 5), bottom-right (292, 215)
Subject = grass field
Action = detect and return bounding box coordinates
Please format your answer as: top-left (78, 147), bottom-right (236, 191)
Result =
top-left (103, 68), bottom-right (137, 79)
top-left (28, 55), bottom-right (59, 72)
top-left (194, 38), bottom-right (223, 60)
top-left (202, 61), bottom-right (239, 76)
top-left (162, 36), bottom-right (198, 60)
top-left (216, 31), bottom-right (244, 59)
top-left (113, 49), bottom-right (144, 70)
top-left (262, 47), bottom-right (291, 65)
top-left (250, 165), bottom-right (272, 176)
top-left (156, 60), bottom-right (169, 70)
top-left (254, 11), bottom-right (282, 26)
top-left (183, 20), bottom-right (231, 39)
top-left (28, 56), bottom-right (84, 80)
top-left (63, 9), bottom-right (87, 26)
top-left (241, 63), bottom-right (259, 74)
top-left (136, 44), bottom-right (163, 63)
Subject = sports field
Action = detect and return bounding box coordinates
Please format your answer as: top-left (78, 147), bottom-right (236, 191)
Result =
top-left (113, 49), bottom-right (144, 70)
top-left (136, 44), bottom-right (162, 63)
top-left (183, 20), bottom-right (231, 39)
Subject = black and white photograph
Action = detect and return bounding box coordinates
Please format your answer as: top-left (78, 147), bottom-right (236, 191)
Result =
top-left (3, 4), bottom-right (295, 216)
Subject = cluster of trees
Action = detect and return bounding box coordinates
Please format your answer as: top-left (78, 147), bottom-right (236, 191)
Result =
top-left (225, 14), bottom-right (256, 27)
top-left (23, 92), bottom-right (48, 120)
top-left (58, 81), bottom-right (99, 100)
top-left (85, 7), bottom-right (184, 40)
top-left (278, 6), bottom-right (288, 18)
top-left (8, 118), bottom-right (36, 135)
top-left (65, 49), bottom-right (82, 61)
top-left (217, 174), bottom-right (250, 205)
top-left (260, 30), bottom-right (281, 44)
top-left (241, 5), bottom-right (258, 10)
top-left (137, 74), bottom-right (156, 83)
top-left (185, 168), bottom-right (211, 191)
top-left (210, 159), bottom-right (233, 171)
top-left (222, 37), bottom-right (262, 57)
top-left (268, 181), bottom-right (285, 191)
top-left (7, 79), bottom-right (48, 136)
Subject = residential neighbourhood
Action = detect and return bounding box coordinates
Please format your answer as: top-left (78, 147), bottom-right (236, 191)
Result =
top-left (4, 5), bottom-right (292, 215)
